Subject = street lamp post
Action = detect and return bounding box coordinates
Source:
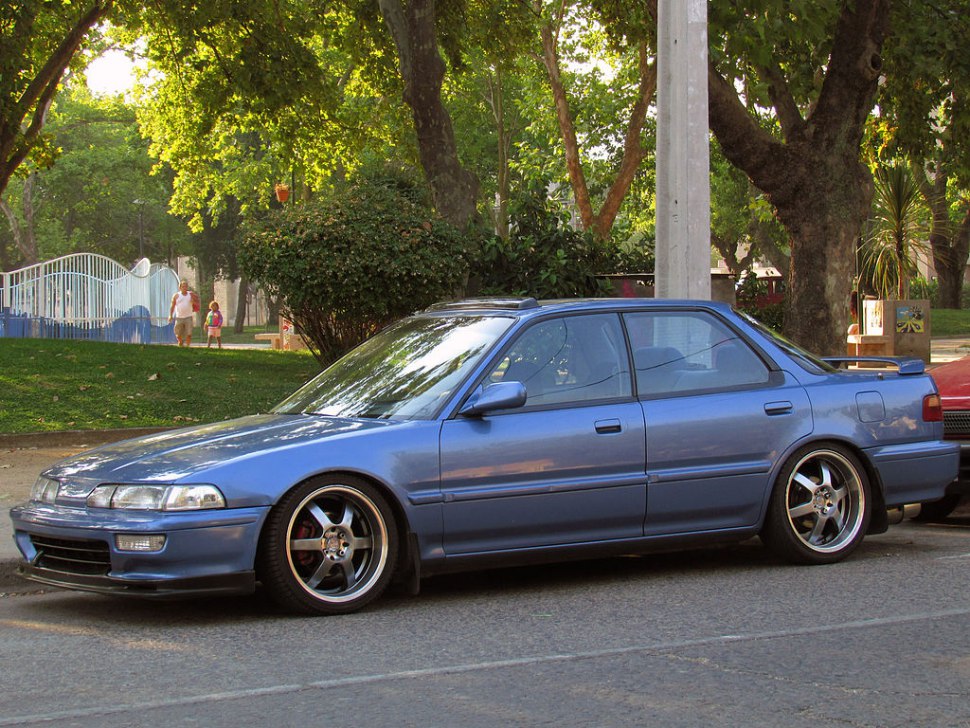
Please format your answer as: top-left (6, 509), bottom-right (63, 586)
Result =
top-left (132, 199), bottom-right (146, 260)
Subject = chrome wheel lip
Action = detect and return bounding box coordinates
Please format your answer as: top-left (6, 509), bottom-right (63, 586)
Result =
top-left (784, 449), bottom-right (865, 554)
top-left (284, 485), bottom-right (389, 604)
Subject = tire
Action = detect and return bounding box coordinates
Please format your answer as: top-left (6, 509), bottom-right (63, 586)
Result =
top-left (913, 494), bottom-right (962, 523)
top-left (761, 443), bottom-right (871, 565)
top-left (257, 475), bottom-right (398, 615)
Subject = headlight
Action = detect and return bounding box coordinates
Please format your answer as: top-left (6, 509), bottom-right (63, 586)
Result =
top-left (86, 484), bottom-right (226, 511)
top-left (30, 476), bottom-right (61, 504)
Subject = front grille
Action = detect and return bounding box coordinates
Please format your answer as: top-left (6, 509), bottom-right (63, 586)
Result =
top-left (944, 410), bottom-right (970, 438)
top-left (30, 535), bottom-right (110, 576)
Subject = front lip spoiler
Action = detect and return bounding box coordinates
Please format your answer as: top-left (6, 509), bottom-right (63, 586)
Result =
top-left (16, 563), bottom-right (256, 600)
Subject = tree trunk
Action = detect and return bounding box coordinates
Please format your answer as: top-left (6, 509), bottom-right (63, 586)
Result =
top-left (378, 0), bottom-right (479, 228)
top-left (917, 169), bottom-right (969, 309)
top-left (708, 0), bottom-right (888, 354)
top-left (747, 207), bottom-right (790, 275)
top-left (773, 157), bottom-right (872, 351)
top-left (234, 274), bottom-right (249, 333)
top-left (539, 21), bottom-right (594, 231)
top-left (0, 1), bottom-right (112, 196)
top-left (0, 173), bottom-right (39, 265)
top-left (486, 68), bottom-right (511, 239)
top-left (711, 232), bottom-right (756, 276)
top-left (539, 17), bottom-right (656, 241)
top-left (939, 211), bottom-right (970, 308)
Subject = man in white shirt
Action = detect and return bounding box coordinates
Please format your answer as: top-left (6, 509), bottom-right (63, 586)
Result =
top-left (169, 279), bottom-right (196, 346)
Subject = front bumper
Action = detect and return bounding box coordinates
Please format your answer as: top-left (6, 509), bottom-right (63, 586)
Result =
top-left (10, 502), bottom-right (269, 599)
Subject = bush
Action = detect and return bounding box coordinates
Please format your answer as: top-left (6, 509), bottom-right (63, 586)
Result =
top-left (474, 190), bottom-right (654, 299)
top-left (909, 276), bottom-right (940, 306)
top-left (241, 176), bottom-right (471, 365)
top-left (735, 271), bottom-right (785, 331)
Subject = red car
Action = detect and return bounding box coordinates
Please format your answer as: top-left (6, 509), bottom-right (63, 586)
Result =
top-left (926, 357), bottom-right (970, 519)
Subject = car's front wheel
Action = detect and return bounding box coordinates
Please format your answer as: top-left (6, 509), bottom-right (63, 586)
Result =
top-left (257, 475), bottom-right (398, 615)
top-left (762, 443), bottom-right (871, 565)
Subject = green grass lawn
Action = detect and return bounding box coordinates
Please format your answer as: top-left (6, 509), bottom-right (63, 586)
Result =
top-left (930, 308), bottom-right (970, 337)
top-left (217, 324), bottom-right (279, 346)
top-left (3, 308), bottom-right (969, 436)
top-left (0, 338), bottom-right (321, 434)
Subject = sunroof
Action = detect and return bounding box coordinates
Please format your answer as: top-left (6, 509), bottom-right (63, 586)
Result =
top-left (424, 298), bottom-right (540, 312)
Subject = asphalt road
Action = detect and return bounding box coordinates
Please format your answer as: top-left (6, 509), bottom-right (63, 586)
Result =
top-left (1, 517), bottom-right (969, 728)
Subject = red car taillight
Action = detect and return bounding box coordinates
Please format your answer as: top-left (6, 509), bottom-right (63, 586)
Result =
top-left (923, 394), bottom-right (943, 422)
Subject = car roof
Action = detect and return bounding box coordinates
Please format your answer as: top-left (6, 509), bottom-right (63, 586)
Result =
top-left (422, 297), bottom-right (734, 319)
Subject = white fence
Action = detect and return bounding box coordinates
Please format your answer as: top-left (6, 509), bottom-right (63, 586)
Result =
top-left (0, 254), bottom-right (180, 344)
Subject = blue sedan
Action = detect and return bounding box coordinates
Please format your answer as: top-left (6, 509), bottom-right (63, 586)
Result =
top-left (10, 298), bottom-right (959, 614)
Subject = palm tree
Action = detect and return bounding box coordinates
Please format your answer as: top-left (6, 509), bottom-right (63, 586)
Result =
top-left (861, 164), bottom-right (929, 299)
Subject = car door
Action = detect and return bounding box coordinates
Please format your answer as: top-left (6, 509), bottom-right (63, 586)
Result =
top-left (439, 313), bottom-right (647, 555)
top-left (625, 310), bottom-right (813, 536)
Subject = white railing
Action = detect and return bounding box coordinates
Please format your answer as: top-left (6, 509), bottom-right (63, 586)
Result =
top-left (1, 254), bottom-right (180, 343)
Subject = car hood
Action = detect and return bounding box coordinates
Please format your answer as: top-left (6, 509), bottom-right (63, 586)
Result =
top-left (930, 357), bottom-right (970, 410)
top-left (44, 414), bottom-right (399, 483)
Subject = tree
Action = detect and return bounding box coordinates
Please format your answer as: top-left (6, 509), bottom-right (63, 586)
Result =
top-left (913, 166), bottom-right (970, 308)
top-left (532, 0), bottom-right (656, 241)
top-left (875, 0), bottom-right (970, 308)
top-left (0, 172), bottom-right (40, 264)
top-left (861, 164), bottom-right (929, 300)
top-left (709, 140), bottom-right (789, 277)
top-left (0, 0), bottom-right (113, 197)
top-left (1, 87), bottom-right (187, 268)
top-left (706, 1), bottom-right (889, 354)
top-left (240, 174), bottom-right (471, 364)
top-left (376, 0), bottom-right (481, 228)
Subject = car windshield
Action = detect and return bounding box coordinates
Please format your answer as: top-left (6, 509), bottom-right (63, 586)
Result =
top-left (273, 314), bottom-right (515, 420)
top-left (738, 310), bottom-right (837, 373)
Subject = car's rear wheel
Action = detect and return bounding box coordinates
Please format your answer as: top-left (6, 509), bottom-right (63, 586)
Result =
top-left (913, 494), bottom-right (962, 522)
top-left (762, 443), bottom-right (871, 564)
top-left (257, 475), bottom-right (398, 615)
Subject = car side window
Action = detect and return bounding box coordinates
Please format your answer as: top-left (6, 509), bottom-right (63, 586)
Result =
top-left (488, 314), bottom-right (632, 406)
top-left (624, 311), bottom-right (770, 397)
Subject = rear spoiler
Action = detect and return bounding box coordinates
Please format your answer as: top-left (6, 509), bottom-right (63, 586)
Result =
top-left (822, 356), bottom-right (925, 375)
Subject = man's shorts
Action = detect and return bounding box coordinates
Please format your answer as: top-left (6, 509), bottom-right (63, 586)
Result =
top-left (174, 316), bottom-right (193, 339)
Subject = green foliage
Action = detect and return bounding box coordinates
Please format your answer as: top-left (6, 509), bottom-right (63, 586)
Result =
top-left (474, 186), bottom-right (654, 299)
top-left (240, 174), bottom-right (471, 365)
top-left (877, 2), bottom-right (970, 182)
top-left (0, 338), bottom-right (319, 434)
top-left (909, 276), bottom-right (940, 307)
top-left (735, 271), bottom-right (785, 331)
top-left (0, 0), bottom-right (114, 194)
top-left (860, 164), bottom-right (929, 300)
top-left (30, 88), bottom-right (186, 264)
top-left (708, 1), bottom-right (840, 119)
top-left (128, 0), bottom-right (414, 228)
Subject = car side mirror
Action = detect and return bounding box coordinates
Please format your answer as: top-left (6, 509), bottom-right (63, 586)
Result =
top-left (459, 381), bottom-right (527, 417)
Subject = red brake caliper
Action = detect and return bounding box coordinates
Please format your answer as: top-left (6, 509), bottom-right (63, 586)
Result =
top-left (293, 519), bottom-right (316, 567)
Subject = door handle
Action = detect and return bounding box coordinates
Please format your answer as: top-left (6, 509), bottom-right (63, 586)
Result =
top-left (595, 418), bottom-right (622, 434)
top-left (764, 401), bottom-right (793, 416)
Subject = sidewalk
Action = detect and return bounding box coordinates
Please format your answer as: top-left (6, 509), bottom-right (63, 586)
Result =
top-left (3, 338), bottom-right (970, 590)
top-left (927, 336), bottom-right (970, 364)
